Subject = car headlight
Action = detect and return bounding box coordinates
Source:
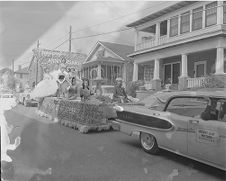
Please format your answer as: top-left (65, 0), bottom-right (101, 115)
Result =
top-left (113, 105), bottom-right (124, 112)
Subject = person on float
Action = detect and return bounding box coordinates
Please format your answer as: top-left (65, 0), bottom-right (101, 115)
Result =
top-left (59, 64), bottom-right (70, 81)
top-left (67, 76), bottom-right (81, 100)
top-left (80, 78), bottom-right (92, 101)
top-left (30, 67), bottom-right (58, 99)
top-left (113, 77), bottom-right (129, 103)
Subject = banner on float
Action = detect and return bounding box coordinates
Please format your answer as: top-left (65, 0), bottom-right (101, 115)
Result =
top-left (32, 48), bottom-right (87, 70)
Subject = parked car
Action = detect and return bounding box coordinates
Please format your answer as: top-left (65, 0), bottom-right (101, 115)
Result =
top-left (113, 91), bottom-right (226, 171)
top-left (18, 89), bottom-right (38, 107)
top-left (0, 93), bottom-right (17, 109)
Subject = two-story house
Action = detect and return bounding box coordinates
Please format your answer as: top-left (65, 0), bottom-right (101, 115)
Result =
top-left (14, 65), bottom-right (29, 90)
top-left (128, 1), bottom-right (226, 90)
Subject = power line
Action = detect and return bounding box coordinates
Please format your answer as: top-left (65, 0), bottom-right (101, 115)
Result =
top-left (53, 27), bottom-right (133, 50)
top-left (71, 27), bottom-right (133, 40)
top-left (70, 1), bottom-right (167, 35)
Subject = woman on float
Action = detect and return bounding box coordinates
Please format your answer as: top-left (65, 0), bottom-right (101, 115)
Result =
top-left (80, 78), bottom-right (92, 101)
top-left (30, 67), bottom-right (58, 99)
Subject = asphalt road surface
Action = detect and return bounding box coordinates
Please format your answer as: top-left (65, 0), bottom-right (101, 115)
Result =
top-left (3, 105), bottom-right (226, 181)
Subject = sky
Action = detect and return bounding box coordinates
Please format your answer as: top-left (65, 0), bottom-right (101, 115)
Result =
top-left (0, 1), bottom-right (177, 70)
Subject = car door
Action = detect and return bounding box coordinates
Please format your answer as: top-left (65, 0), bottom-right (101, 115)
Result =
top-left (188, 99), bottom-right (226, 169)
top-left (163, 96), bottom-right (209, 155)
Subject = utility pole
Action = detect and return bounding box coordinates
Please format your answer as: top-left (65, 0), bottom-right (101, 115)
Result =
top-left (69, 25), bottom-right (72, 52)
top-left (35, 40), bottom-right (40, 85)
top-left (11, 59), bottom-right (14, 73)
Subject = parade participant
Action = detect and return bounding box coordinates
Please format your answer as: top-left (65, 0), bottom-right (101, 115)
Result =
top-left (94, 81), bottom-right (103, 96)
top-left (57, 73), bottom-right (70, 98)
top-left (30, 67), bottom-right (58, 99)
top-left (67, 77), bottom-right (81, 100)
top-left (80, 78), bottom-right (92, 101)
top-left (59, 64), bottom-right (69, 81)
top-left (113, 77), bottom-right (129, 103)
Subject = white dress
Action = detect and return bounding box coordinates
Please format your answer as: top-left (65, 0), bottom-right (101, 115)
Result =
top-left (30, 73), bottom-right (58, 99)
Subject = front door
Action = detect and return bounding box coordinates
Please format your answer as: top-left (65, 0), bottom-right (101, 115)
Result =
top-left (194, 61), bottom-right (206, 77)
top-left (164, 63), bottom-right (180, 84)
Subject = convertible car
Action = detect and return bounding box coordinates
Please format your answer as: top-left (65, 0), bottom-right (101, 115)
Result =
top-left (113, 91), bottom-right (226, 171)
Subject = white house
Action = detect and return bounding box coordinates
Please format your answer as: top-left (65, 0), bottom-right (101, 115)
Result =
top-left (127, 1), bottom-right (226, 90)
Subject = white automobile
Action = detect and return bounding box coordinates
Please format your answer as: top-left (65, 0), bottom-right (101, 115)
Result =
top-left (0, 93), bottom-right (17, 110)
top-left (18, 89), bottom-right (38, 107)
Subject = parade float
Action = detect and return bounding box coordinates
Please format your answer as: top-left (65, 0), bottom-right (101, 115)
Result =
top-left (33, 48), bottom-right (117, 133)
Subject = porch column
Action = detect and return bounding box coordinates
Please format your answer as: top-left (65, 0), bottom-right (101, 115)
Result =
top-left (153, 59), bottom-right (160, 80)
top-left (167, 19), bottom-right (170, 38)
top-left (189, 10), bottom-right (192, 32)
top-left (155, 22), bottom-right (160, 45)
top-left (178, 15), bottom-right (181, 35)
top-left (179, 54), bottom-right (188, 90)
top-left (133, 63), bottom-right (138, 81)
top-left (217, 1), bottom-right (224, 25)
top-left (152, 59), bottom-right (161, 91)
top-left (97, 64), bottom-right (101, 79)
top-left (181, 54), bottom-right (188, 77)
top-left (135, 29), bottom-right (139, 51)
top-left (202, 5), bottom-right (205, 29)
top-left (215, 47), bottom-right (225, 74)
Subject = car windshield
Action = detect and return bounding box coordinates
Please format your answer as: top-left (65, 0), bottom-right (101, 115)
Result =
top-left (139, 92), bottom-right (179, 111)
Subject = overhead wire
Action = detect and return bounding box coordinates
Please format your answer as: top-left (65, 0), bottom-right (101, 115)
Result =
top-left (14, 1), bottom-right (169, 67)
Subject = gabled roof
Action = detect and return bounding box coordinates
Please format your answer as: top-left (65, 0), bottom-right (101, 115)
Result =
top-left (14, 67), bottom-right (29, 74)
top-left (127, 1), bottom-right (197, 27)
top-left (85, 41), bottom-right (134, 63)
top-left (100, 41), bottom-right (134, 61)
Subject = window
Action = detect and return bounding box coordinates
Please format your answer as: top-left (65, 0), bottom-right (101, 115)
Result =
top-left (166, 97), bottom-right (208, 117)
top-left (205, 2), bottom-right (217, 27)
top-left (170, 16), bottom-right (178, 37)
top-left (224, 1), bottom-right (226, 24)
top-left (20, 74), bottom-right (23, 79)
top-left (192, 6), bottom-right (203, 31)
top-left (180, 11), bottom-right (190, 33)
top-left (144, 65), bottom-right (154, 81)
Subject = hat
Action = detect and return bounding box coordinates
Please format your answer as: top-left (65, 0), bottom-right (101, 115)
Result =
top-left (116, 77), bottom-right (123, 81)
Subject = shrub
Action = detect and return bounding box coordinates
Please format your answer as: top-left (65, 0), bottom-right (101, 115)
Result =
top-left (201, 75), bottom-right (225, 88)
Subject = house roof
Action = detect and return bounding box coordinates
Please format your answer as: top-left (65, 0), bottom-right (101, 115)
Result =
top-left (99, 41), bottom-right (134, 62)
top-left (14, 67), bottom-right (29, 74)
top-left (84, 41), bottom-right (134, 64)
top-left (126, 1), bottom-right (197, 27)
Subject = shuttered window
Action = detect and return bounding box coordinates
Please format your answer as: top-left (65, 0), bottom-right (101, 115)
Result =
top-left (224, 2), bottom-right (226, 24)
top-left (170, 16), bottom-right (178, 37)
top-left (205, 2), bottom-right (217, 27)
top-left (192, 7), bottom-right (203, 31)
top-left (180, 11), bottom-right (190, 34)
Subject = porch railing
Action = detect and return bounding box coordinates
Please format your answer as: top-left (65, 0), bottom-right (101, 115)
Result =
top-left (187, 77), bottom-right (206, 88)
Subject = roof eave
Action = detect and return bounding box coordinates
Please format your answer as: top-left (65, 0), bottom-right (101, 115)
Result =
top-left (126, 1), bottom-right (197, 28)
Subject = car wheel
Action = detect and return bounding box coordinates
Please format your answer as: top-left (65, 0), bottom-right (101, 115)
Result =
top-left (140, 132), bottom-right (159, 154)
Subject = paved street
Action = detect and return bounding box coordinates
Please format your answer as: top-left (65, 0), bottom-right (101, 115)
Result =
top-left (3, 105), bottom-right (226, 181)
